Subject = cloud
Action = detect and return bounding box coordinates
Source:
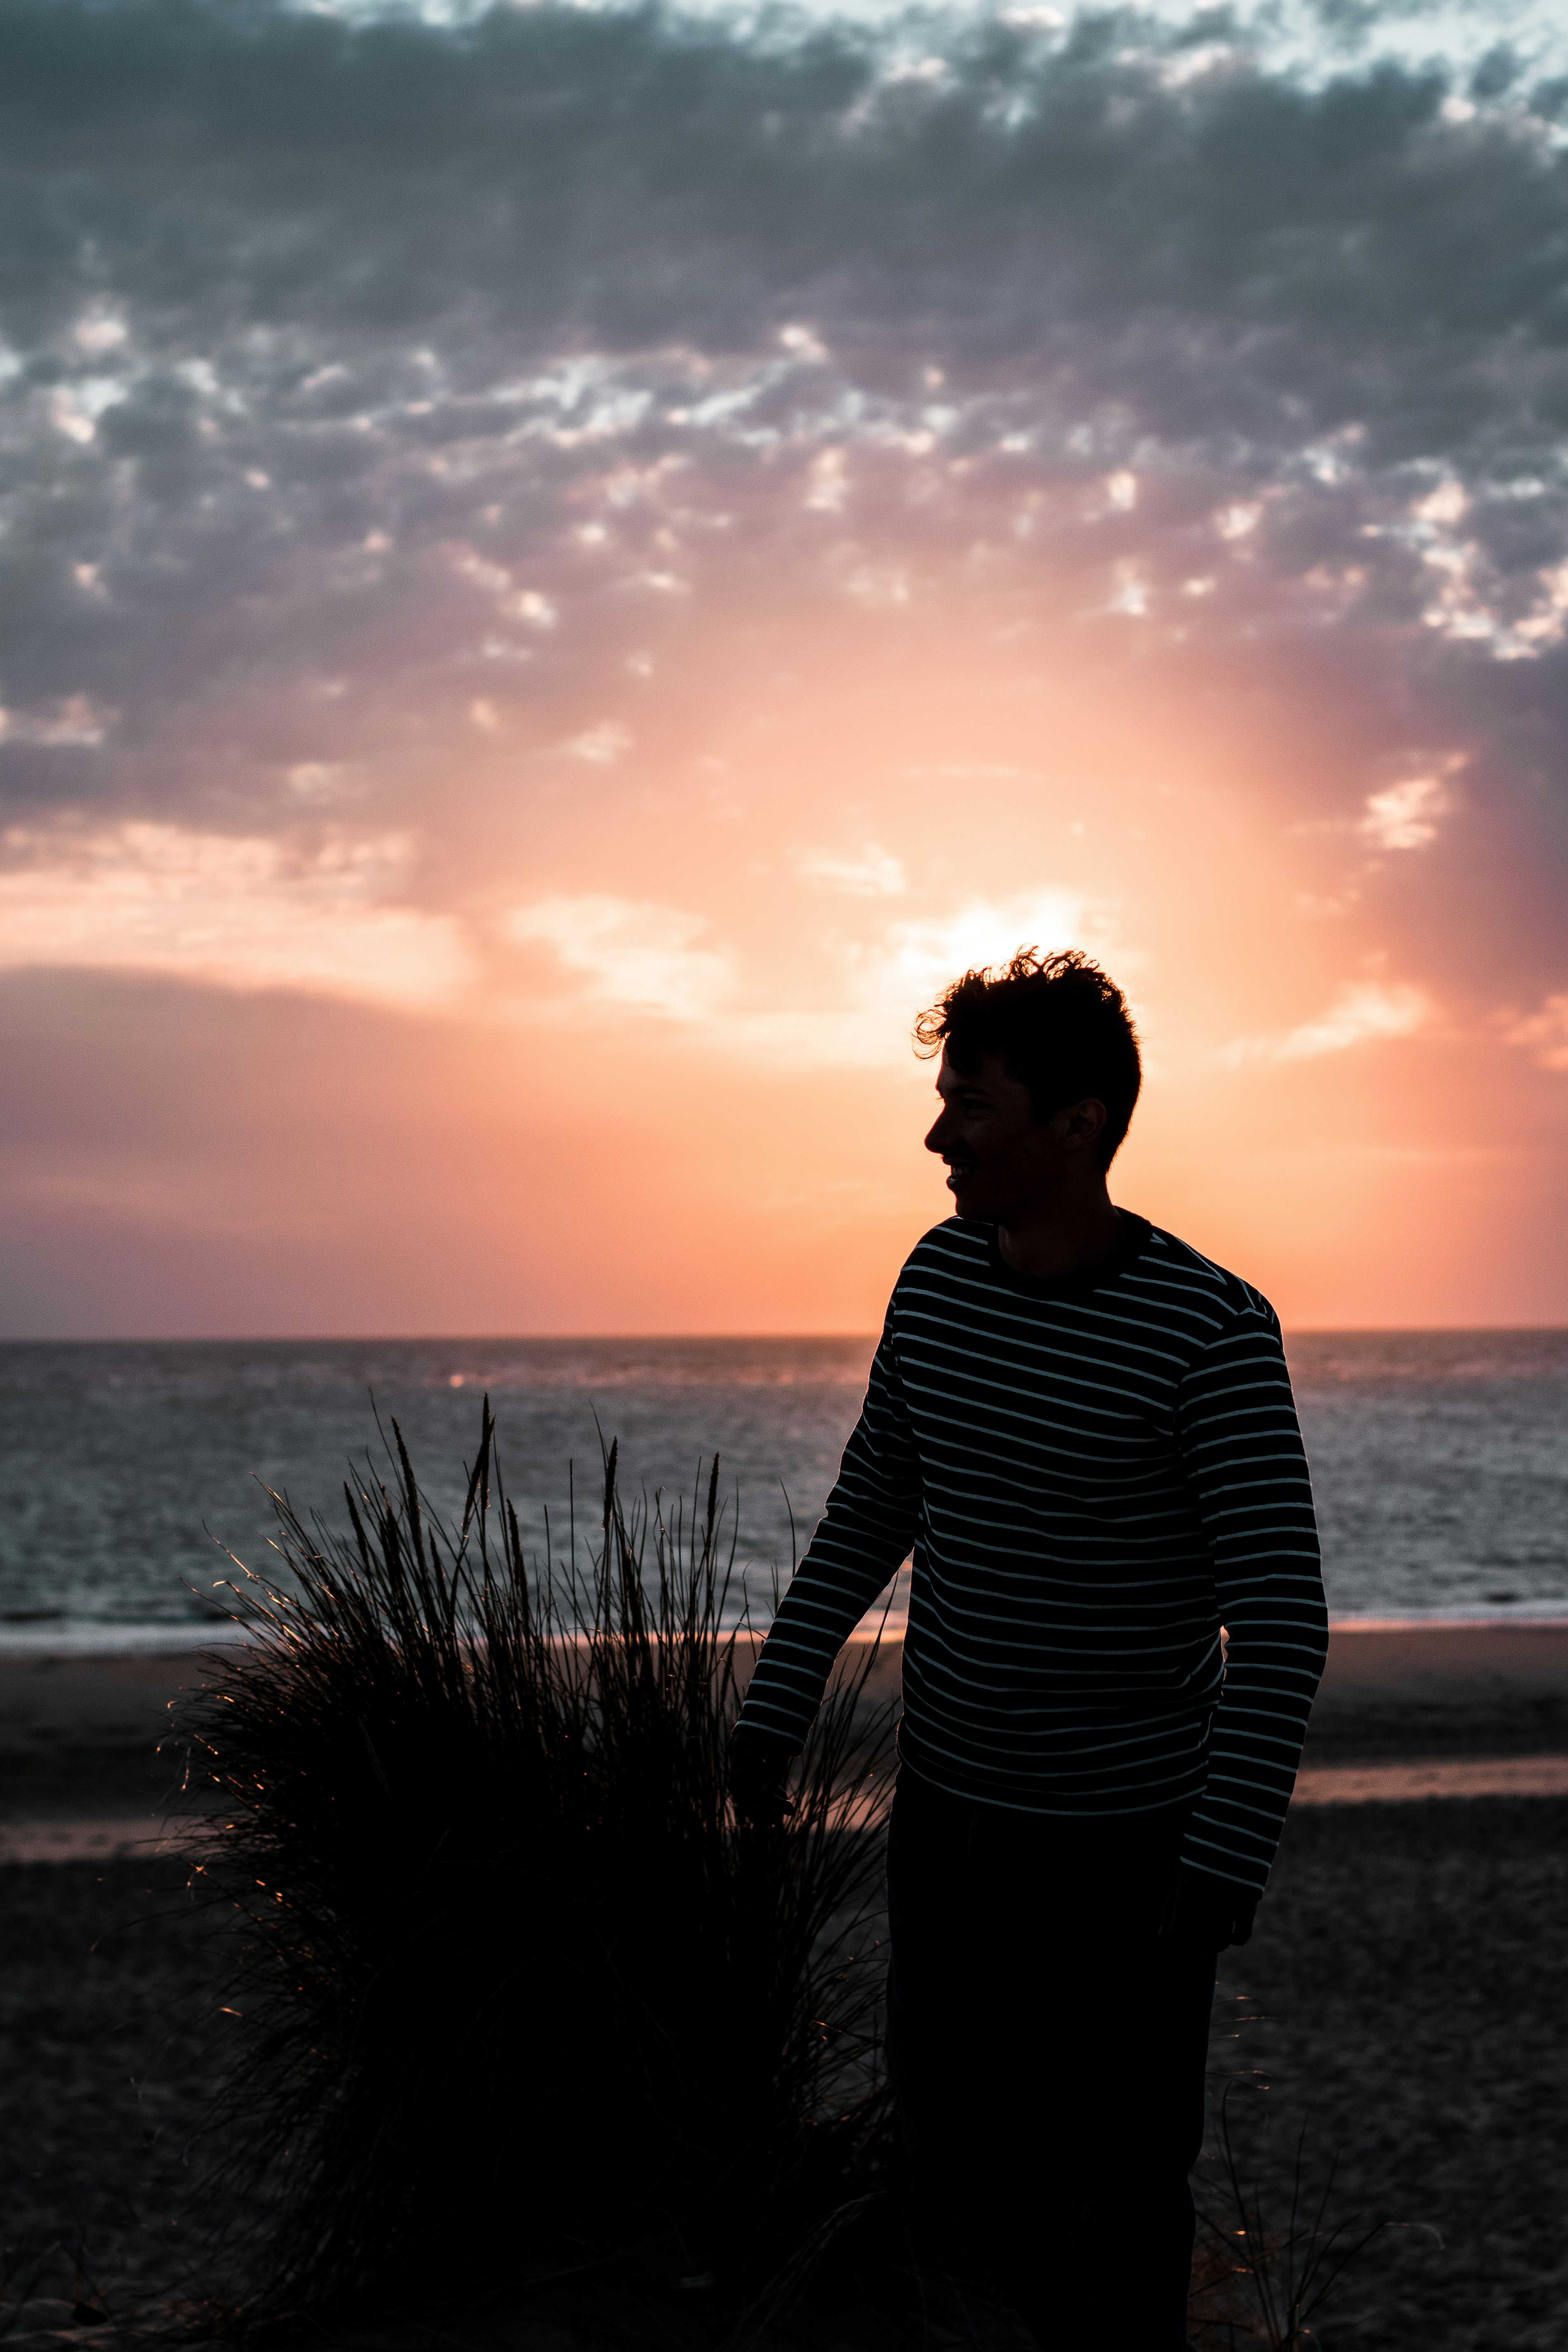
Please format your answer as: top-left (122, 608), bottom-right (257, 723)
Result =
top-left (505, 895), bottom-right (733, 1022)
top-left (752, 889), bottom-right (1117, 1070)
top-left (0, 0), bottom-right (1559, 1011)
top-left (505, 884), bottom-right (1112, 1066)
top-left (0, 823), bottom-right (473, 1009)
top-left (1359, 774), bottom-right (1450, 852)
top-left (853, 893), bottom-right (1108, 1024)
top-left (1505, 993), bottom-right (1568, 1073)
top-left (562, 722), bottom-right (634, 766)
top-left (0, 696), bottom-right (115, 749)
top-left (5, 1), bottom-right (1568, 770)
top-left (793, 843), bottom-right (907, 896)
top-left (1222, 981), bottom-right (1430, 1066)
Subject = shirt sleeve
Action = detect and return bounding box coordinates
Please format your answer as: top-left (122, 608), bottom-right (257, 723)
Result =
top-left (1174, 1296), bottom-right (1328, 1895)
top-left (736, 1304), bottom-right (922, 1748)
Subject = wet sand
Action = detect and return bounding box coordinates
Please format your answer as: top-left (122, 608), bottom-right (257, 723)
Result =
top-left (7, 1621), bottom-right (1568, 1747)
top-left (5, 1621), bottom-right (1566, 1828)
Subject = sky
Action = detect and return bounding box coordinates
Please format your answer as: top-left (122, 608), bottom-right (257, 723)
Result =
top-left (2, 0), bottom-right (1566, 1337)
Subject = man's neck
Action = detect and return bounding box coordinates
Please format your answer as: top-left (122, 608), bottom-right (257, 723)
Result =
top-left (996, 1189), bottom-right (1124, 1281)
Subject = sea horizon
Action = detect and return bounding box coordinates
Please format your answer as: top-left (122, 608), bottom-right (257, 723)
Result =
top-left (4, 1322), bottom-right (1567, 1345)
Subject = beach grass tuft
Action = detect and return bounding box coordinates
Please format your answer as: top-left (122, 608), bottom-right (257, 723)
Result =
top-left (175, 1399), bottom-right (900, 2334)
top-left (1189, 2089), bottom-right (1392, 2349)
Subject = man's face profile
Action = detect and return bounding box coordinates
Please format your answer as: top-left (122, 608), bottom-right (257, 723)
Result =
top-left (923, 1047), bottom-right (1107, 1226)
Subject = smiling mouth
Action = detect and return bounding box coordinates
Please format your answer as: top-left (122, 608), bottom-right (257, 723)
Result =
top-left (945, 1160), bottom-right (978, 1186)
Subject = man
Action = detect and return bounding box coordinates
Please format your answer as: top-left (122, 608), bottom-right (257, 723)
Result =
top-left (729, 948), bottom-right (1328, 2352)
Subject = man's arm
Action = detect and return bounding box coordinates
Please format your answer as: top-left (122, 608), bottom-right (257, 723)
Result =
top-left (732, 1308), bottom-right (922, 1762)
top-left (1173, 1296), bottom-right (1328, 1901)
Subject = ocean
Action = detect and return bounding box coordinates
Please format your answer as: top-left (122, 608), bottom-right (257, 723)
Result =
top-left (0, 1330), bottom-right (1565, 1653)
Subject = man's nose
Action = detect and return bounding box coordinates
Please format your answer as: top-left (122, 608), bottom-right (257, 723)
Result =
top-left (924, 1110), bottom-right (950, 1155)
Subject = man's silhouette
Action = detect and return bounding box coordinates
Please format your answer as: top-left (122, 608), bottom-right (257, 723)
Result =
top-left (730, 949), bottom-right (1327, 2352)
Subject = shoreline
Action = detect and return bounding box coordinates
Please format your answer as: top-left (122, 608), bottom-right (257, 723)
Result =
top-left (8, 1614), bottom-right (1568, 1679)
top-left (4, 1624), bottom-right (1568, 1844)
top-left (2, 1604), bottom-right (1566, 1664)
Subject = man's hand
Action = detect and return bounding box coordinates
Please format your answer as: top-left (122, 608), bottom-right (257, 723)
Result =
top-left (1160, 1869), bottom-right (1257, 1951)
top-left (727, 1724), bottom-right (799, 1828)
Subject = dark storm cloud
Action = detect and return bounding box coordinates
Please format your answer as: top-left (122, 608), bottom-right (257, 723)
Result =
top-left (2, 0), bottom-right (1568, 875)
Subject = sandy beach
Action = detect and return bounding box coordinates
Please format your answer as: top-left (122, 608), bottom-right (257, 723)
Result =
top-left (3, 1626), bottom-right (1566, 2348)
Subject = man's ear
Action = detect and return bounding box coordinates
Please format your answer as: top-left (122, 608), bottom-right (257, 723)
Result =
top-left (1059, 1096), bottom-right (1108, 1153)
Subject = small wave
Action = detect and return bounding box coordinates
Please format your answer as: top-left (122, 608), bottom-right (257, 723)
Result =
top-left (0, 1622), bottom-right (253, 1660)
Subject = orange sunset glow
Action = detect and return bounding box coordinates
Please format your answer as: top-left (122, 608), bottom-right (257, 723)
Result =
top-left (2, 0), bottom-right (1566, 1338)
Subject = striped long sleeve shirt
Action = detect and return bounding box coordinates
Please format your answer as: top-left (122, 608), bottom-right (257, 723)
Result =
top-left (738, 1212), bottom-right (1328, 1894)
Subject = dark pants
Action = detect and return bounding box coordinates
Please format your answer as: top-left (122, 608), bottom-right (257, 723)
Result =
top-left (884, 1767), bottom-right (1217, 2352)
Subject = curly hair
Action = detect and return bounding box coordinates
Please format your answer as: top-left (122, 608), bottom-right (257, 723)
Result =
top-left (913, 947), bottom-right (1142, 1169)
